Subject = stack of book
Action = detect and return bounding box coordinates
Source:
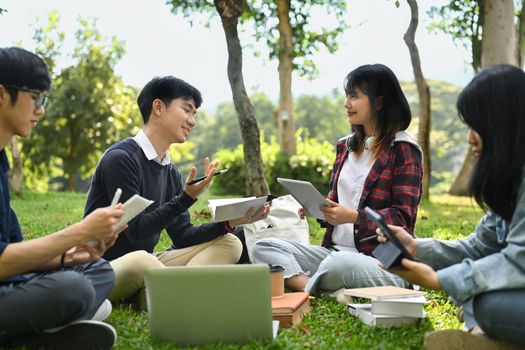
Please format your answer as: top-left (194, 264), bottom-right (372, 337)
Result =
top-left (344, 286), bottom-right (427, 327)
top-left (271, 292), bottom-right (311, 328)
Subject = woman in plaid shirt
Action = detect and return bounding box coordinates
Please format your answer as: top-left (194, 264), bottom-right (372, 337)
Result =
top-left (252, 64), bottom-right (423, 296)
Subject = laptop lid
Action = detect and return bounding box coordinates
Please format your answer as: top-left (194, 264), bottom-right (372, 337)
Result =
top-left (144, 264), bottom-right (273, 346)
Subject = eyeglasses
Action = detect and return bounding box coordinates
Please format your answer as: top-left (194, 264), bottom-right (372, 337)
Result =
top-left (3, 84), bottom-right (48, 109)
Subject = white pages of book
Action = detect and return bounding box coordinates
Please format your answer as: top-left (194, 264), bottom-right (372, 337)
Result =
top-left (371, 296), bottom-right (426, 318)
top-left (208, 196), bottom-right (268, 222)
top-left (347, 304), bottom-right (421, 327)
top-left (116, 194), bottom-right (154, 230)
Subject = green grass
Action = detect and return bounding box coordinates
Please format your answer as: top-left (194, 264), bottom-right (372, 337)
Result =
top-left (11, 192), bottom-right (484, 349)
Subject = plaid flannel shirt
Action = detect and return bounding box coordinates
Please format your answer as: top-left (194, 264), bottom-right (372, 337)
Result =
top-left (321, 136), bottom-right (423, 255)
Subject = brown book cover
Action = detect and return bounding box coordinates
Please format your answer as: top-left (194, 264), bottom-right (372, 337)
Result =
top-left (272, 297), bottom-right (311, 328)
top-left (271, 292), bottom-right (310, 313)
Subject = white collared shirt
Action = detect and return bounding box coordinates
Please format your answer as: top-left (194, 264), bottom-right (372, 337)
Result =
top-left (133, 130), bottom-right (171, 166)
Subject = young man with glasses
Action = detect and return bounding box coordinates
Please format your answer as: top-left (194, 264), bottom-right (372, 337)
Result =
top-left (0, 47), bottom-right (125, 349)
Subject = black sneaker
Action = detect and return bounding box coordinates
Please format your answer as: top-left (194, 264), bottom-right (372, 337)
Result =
top-left (8, 320), bottom-right (116, 350)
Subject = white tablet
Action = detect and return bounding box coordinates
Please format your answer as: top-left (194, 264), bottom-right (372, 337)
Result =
top-left (276, 178), bottom-right (329, 220)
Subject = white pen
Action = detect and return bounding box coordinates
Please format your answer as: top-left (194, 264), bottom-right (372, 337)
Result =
top-left (86, 188), bottom-right (122, 247)
top-left (110, 188), bottom-right (122, 207)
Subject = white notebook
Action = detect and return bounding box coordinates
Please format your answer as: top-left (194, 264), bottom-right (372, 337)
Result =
top-left (208, 196), bottom-right (268, 222)
top-left (86, 194), bottom-right (154, 245)
top-left (276, 178), bottom-right (329, 220)
top-left (116, 194), bottom-right (154, 230)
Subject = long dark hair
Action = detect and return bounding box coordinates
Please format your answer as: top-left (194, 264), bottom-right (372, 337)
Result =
top-left (344, 64), bottom-right (411, 156)
top-left (457, 64), bottom-right (525, 222)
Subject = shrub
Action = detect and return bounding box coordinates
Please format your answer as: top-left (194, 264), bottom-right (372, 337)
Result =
top-left (213, 129), bottom-right (335, 196)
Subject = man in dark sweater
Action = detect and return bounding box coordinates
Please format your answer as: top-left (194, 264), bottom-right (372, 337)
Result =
top-left (84, 76), bottom-right (269, 306)
top-left (0, 47), bottom-right (124, 349)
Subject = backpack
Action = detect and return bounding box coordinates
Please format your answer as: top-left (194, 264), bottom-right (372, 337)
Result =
top-left (239, 195), bottom-right (310, 262)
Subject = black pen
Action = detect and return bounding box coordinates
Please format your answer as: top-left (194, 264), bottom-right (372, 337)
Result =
top-left (187, 169), bottom-right (229, 185)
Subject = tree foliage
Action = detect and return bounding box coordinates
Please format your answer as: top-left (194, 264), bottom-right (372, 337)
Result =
top-left (22, 14), bottom-right (141, 191)
top-left (428, 1), bottom-right (525, 71)
top-left (244, 0), bottom-right (347, 78)
top-left (167, 0), bottom-right (347, 78)
top-left (428, 0), bottom-right (483, 72)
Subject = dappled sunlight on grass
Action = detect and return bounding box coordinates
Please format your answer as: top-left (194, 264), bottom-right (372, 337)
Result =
top-left (428, 194), bottom-right (478, 207)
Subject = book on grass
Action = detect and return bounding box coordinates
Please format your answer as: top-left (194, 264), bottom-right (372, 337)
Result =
top-left (370, 296), bottom-right (426, 318)
top-left (272, 292), bottom-right (311, 328)
top-left (271, 292), bottom-right (310, 314)
top-left (208, 196), bottom-right (268, 222)
top-left (343, 286), bottom-right (426, 300)
top-left (347, 304), bottom-right (421, 327)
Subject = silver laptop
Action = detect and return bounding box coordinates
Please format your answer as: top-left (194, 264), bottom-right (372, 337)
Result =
top-left (144, 264), bottom-right (274, 346)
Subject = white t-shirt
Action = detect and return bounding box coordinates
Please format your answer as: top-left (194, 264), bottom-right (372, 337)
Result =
top-left (332, 148), bottom-right (374, 252)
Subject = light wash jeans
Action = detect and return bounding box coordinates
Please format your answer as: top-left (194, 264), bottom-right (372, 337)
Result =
top-left (252, 238), bottom-right (409, 295)
top-left (460, 289), bottom-right (525, 346)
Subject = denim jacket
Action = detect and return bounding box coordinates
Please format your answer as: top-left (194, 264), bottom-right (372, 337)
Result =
top-left (417, 174), bottom-right (525, 305)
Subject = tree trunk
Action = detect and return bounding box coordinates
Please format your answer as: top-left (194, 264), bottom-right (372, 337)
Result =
top-left (403, 0), bottom-right (431, 200)
top-left (214, 0), bottom-right (269, 196)
top-left (517, 1), bottom-right (525, 66)
top-left (450, 0), bottom-right (517, 195)
top-left (449, 147), bottom-right (476, 195)
top-left (471, 0), bottom-right (484, 73)
top-left (8, 136), bottom-right (24, 195)
top-left (276, 0), bottom-right (296, 155)
top-left (481, 0), bottom-right (517, 67)
top-left (66, 172), bottom-right (74, 192)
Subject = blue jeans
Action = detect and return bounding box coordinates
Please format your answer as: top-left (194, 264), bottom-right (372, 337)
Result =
top-left (252, 238), bottom-right (409, 295)
top-left (0, 259), bottom-right (114, 338)
top-left (462, 289), bottom-right (525, 346)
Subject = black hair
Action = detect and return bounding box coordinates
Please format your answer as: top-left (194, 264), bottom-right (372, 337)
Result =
top-left (457, 64), bottom-right (525, 222)
top-left (344, 64), bottom-right (411, 156)
top-left (137, 76), bottom-right (203, 124)
top-left (0, 47), bottom-right (51, 104)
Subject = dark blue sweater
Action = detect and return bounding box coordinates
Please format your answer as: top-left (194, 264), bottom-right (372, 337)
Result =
top-left (84, 139), bottom-right (227, 261)
top-left (0, 150), bottom-right (25, 283)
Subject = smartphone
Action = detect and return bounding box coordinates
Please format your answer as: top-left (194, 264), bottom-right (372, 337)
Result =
top-left (364, 207), bottom-right (415, 268)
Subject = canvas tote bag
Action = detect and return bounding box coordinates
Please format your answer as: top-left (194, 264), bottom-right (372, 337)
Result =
top-left (242, 195), bottom-right (310, 261)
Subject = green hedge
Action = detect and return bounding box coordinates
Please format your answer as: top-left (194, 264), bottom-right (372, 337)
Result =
top-left (213, 130), bottom-right (335, 196)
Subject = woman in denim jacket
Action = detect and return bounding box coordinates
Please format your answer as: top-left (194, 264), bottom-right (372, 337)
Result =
top-left (380, 64), bottom-right (525, 349)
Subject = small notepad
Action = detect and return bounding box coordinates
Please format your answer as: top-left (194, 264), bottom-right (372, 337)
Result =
top-left (116, 194), bottom-right (154, 229)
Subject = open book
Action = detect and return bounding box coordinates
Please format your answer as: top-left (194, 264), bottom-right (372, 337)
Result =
top-left (208, 196), bottom-right (268, 222)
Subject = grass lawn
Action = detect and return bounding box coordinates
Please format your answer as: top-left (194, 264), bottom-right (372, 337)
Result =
top-left (12, 192), bottom-right (483, 349)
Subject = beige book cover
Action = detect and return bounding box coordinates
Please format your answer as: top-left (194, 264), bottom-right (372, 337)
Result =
top-left (343, 286), bottom-right (426, 300)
